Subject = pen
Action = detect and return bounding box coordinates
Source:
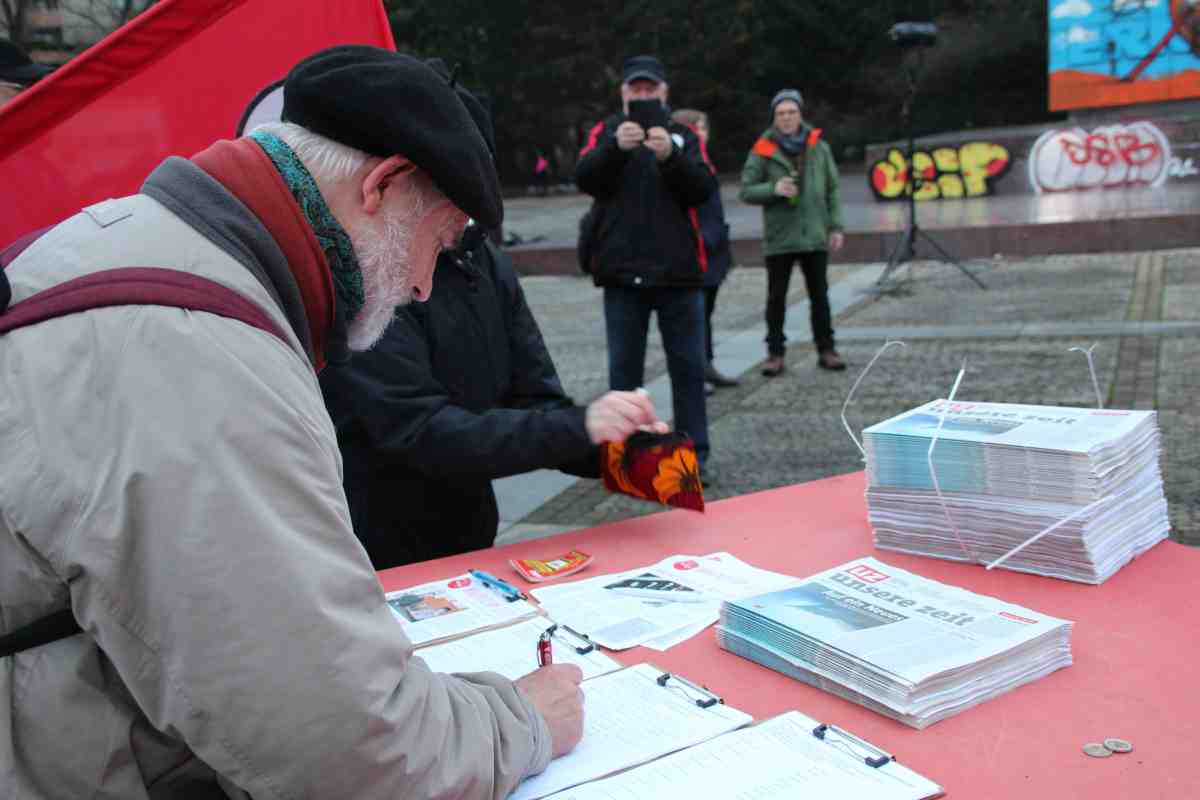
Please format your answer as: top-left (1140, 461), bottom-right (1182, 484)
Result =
top-left (538, 625), bottom-right (555, 667)
top-left (469, 569), bottom-right (525, 601)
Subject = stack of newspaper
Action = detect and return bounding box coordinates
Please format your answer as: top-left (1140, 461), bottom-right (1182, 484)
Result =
top-left (716, 557), bottom-right (1073, 728)
top-left (863, 400), bottom-right (1169, 583)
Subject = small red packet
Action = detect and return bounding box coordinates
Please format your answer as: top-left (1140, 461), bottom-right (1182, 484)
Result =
top-left (509, 549), bottom-right (594, 583)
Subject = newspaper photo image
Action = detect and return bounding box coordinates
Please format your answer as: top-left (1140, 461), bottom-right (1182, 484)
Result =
top-left (891, 411), bottom-right (1023, 437)
top-left (751, 582), bottom-right (908, 640)
top-left (388, 592), bottom-right (464, 623)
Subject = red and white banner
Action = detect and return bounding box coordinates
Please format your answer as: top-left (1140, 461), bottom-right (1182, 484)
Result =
top-left (0, 0), bottom-right (394, 245)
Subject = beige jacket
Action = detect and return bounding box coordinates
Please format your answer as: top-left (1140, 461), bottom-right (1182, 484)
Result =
top-left (0, 177), bottom-right (551, 798)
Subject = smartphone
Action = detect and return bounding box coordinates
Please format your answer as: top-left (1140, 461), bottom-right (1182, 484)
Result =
top-left (627, 99), bottom-right (669, 131)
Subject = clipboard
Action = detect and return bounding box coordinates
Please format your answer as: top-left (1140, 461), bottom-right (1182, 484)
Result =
top-left (509, 662), bottom-right (752, 800)
top-left (536, 708), bottom-right (943, 800)
top-left (791, 712), bottom-right (943, 798)
top-left (737, 711), bottom-right (942, 799)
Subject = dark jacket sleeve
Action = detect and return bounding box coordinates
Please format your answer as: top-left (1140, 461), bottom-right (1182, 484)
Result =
top-left (575, 118), bottom-right (632, 200)
top-left (323, 257), bottom-right (598, 483)
top-left (488, 245), bottom-right (601, 478)
top-left (659, 126), bottom-right (716, 208)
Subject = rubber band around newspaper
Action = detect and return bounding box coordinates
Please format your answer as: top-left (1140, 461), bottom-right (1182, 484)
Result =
top-left (840, 340), bottom-right (907, 461)
top-left (985, 493), bottom-right (1116, 571)
top-left (927, 360), bottom-right (978, 563)
top-left (1068, 343), bottom-right (1104, 410)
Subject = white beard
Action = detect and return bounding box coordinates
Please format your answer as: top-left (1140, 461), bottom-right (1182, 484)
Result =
top-left (345, 211), bottom-right (414, 352)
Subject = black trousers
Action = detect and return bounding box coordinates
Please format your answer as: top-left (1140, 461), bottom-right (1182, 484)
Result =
top-left (704, 284), bottom-right (719, 363)
top-left (764, 250), bottom-right (834, 356)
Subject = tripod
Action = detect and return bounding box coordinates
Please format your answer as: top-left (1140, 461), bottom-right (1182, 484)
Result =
top-left (875, 55), bottom-right (986, 291)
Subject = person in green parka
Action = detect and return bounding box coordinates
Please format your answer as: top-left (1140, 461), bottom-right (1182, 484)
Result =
top-left (739, 89), bottom-right (846, 375)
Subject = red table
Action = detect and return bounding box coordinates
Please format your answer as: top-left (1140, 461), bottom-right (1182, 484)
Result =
top-left (378, 472), bottom-right (1197, 797)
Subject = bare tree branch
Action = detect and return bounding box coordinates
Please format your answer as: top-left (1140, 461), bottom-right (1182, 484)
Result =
top-left (61, 0), bottom-right (156, 40)
top-left (1, 0), bottom-right (33, 48)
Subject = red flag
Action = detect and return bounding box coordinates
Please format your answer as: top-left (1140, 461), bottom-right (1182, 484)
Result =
top-left (0, 0), bottom-right (394, 245)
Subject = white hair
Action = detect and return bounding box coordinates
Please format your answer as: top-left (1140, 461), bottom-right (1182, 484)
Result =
top-left (252, 122), bottom-right (458, 351)
top-left (347, 211), bottom-right (415, 351)
top-left (251, 121), bottom-right (372, 183)
top-left (344, 168), bottom-right (448, 351)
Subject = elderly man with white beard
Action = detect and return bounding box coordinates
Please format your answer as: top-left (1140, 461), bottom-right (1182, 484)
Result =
top-left (0, 47), bottom-right (592, 800)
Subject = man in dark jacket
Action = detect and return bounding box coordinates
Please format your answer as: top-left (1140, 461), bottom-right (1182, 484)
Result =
top-left (320, 230), bottom-right (665, 569)
top-left (575, 54), bottom-right (716, 476)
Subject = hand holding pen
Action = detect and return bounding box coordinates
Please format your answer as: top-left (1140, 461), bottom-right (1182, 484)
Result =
top-left (514, 663), bottom-right (585, 758)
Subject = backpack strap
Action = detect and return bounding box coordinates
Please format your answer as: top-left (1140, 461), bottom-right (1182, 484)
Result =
top-left (0, 267), bottom-right (290, 344)
top-left (0, 265), bottom-right (293, 658)
top-left (0, 610), bottom-right (80, 658)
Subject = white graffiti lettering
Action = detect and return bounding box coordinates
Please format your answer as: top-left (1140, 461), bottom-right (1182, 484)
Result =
top-left (1028, 122), bottom-right (1171, 193)
top-left (1168, 156), bottom-right (1199, 178)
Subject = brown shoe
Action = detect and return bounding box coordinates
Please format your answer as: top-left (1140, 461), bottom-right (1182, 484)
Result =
top-left (761, 356), bottom-right (785, 377)
top-left (817, 350), bottom-right (846, 371)
top-left (705, 362), bottom-right (740, 387)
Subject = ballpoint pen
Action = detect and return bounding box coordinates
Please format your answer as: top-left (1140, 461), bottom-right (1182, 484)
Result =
top-left (468, 569), bottom-right (525, 601)
top-left (537, 625), bottom-right (555, 667)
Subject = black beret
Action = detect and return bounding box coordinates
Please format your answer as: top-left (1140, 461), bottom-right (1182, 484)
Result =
top-left (422, 57), bottom-right (496, 159)
top-left (282, 46), bottom-right (502, 228)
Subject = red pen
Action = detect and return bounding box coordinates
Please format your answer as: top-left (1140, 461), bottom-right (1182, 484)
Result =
top-left (537, 627), bottom-right (555, 667)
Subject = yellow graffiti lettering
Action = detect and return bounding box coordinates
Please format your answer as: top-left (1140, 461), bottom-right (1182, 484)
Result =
top-left (937, 174), bottom-right (965, 198)
top-left (932, 147), bottom-right (959, 172)
top-left (912, 152), bottom-right (939, 200)
top-left (959, 142), bottom-right (1010, 197)
top-left (869, 148), bottom-right (909, 199)
top-left (868, 141), bottom-right (1012, 202)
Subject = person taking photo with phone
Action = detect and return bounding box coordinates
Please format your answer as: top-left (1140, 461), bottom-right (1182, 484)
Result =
top-left (575, 55), bottom-right (717, 482)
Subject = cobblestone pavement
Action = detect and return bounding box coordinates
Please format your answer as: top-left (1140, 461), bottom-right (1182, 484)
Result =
top-left (509, 249), bottom-right (1200, 545)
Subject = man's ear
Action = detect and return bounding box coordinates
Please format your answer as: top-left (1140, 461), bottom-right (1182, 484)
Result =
top-left (361, 155), bottom-right (417, 215)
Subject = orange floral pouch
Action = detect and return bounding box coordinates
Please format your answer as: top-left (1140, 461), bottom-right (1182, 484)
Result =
top-left (601, 432), bottom-right (704, 512)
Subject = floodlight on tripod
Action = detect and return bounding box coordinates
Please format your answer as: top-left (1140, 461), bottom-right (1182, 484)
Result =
top-left (875, 21), bottom-right (987, 292)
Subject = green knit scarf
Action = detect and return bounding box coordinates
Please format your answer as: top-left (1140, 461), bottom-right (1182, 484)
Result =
top-left (250, 130), bottom-right (364, 322)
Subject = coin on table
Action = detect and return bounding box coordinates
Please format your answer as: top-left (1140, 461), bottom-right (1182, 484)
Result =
top-left (1083, 742), bottom-right (1112, 758)
top-left (1104, 738), bottom-right (1133, 753)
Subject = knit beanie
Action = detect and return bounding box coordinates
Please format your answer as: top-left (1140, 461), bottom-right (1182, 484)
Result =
top-left (769, 89), bottom-right (804, 114)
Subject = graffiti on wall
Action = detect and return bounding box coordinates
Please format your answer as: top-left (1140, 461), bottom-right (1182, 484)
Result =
top-left (1048, 0), bottom-right (1200, 111)
top-left (1170, 152), bottom-right (1200, 176)
top-left (1027, 121), bottom-right (1179, 192)
top-left (869, 142), bottom-right (1012, 201)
